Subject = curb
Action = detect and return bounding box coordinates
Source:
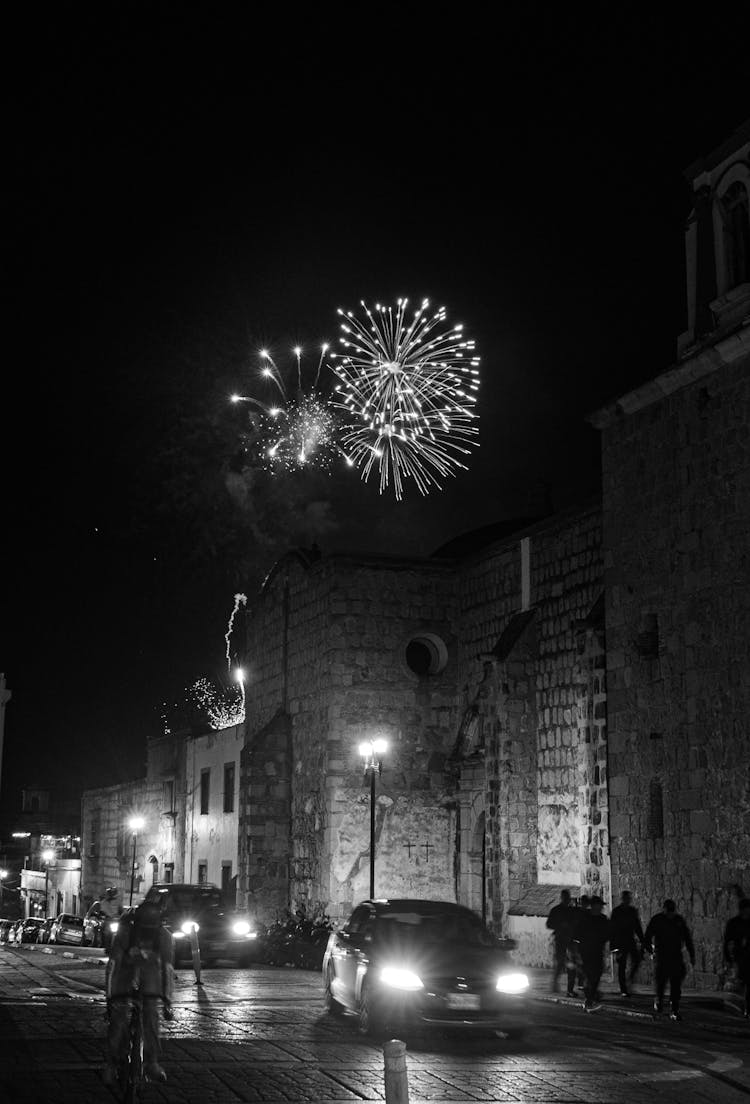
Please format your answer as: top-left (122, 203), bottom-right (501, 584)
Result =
top-left (17, 943), bottom-right (108, 967)
top-left (531, 990), bottom-right (749, 1035)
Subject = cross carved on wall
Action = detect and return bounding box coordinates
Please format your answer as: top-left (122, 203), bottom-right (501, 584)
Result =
top-left (403, 841), bottom-right (415, 859)
top-left (422, 841), bottom-right (431, 861)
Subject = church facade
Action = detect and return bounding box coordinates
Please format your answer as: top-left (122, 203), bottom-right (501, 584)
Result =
top-left (238, 503), bottom-right (606, 962)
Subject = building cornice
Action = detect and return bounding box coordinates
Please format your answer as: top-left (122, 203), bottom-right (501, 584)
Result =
top-left (588, 324), bottom-right (750, 429)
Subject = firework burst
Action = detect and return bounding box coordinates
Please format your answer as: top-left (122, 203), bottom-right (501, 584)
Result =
top-left (328, 298), bottom-right (480, 499)
top-left (231, 346), bottom-right (341, 472)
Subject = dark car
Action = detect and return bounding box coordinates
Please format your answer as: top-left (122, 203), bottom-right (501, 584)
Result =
top-left (322, 899), bottom-right (530, 1037)
top-left (16, 917), bottom-right (45, 944)
top-left (36, 917), bottom-right (56, 944)
top-left (144, 883), bottom-right (261, 967)
top-left (49, 914), bottom-right (85, 945)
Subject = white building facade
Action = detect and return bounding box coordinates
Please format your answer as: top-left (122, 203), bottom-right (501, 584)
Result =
top-left (184, 723), bottom-right (243, 901)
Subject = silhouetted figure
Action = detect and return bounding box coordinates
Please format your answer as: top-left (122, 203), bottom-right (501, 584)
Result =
top-left (723, 897), bottom-right (750, 1019)
top-left (546, 889), bottom-right (577, 995)
top-left (610, 890), bottom-right (645, 996)
top-left (575, 895), bottom-right (609, 1012)
top-left (644, 899), bottom-right (695, 1020)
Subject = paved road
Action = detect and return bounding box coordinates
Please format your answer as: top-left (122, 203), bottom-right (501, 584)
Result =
top-left (1, 944), bottom-right (749, 1103)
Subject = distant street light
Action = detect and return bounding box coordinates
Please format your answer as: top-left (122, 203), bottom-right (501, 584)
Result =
top-left (128, 817), bottom-right (145, 907)
top-left (42, 849), bottom-right (55, 917)
top-left (359, 739), bottom-right (387, 899)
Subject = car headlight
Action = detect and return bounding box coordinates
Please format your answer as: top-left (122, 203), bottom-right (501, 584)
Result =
top-left (232, 920), bottom-right (251, 935)
top-left (181, 921), bottom-right (199, 935)
top-left (496, 972), bottom-right (530, 995)
top-left (380, 966), bottom-right (423, 991)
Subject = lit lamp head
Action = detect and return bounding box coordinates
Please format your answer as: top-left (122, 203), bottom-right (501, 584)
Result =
top-left (42, 849), bottom-right (55, 864)
top-left (358, 738), bottom-right (388, 774)
top-left (233, 667), bottom-right (246, 684)
top-left (129, 816), bottom-right (145, 833)
top-left (0, 869), bottom-right (7, 879)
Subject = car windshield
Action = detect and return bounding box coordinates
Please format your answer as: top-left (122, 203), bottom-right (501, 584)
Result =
top-left (376, 909), bottom-right (495, 947)
top-left (147, 887), bottom-right (223, 915)
top-left (60, 916), bottom-right (82, 925)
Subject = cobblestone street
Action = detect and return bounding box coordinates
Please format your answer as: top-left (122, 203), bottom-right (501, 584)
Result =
top-left (1, 945), bottom-right (749, 1104)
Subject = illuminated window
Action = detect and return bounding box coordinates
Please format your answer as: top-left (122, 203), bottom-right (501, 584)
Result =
top-left (200, 770), bottom-right (210, 815)
top-left (164, 863), bottom-right (174, 884)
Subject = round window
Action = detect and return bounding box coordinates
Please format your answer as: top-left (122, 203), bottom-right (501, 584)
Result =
top-left (405, 633), bottom-right (448, 676)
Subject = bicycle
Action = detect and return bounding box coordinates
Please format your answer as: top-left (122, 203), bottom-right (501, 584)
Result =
top-left (108, 991), bottom-right (170, 1102)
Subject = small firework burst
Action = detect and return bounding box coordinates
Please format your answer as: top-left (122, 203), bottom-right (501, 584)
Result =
top-left (328, 298), bottom-right (480, 499)
top-left (231, 346), bottom-right (341, 472)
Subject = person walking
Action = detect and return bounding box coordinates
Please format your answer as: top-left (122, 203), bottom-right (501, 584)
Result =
top-left (610, 890), bottom-right (644, 996)
top-left (644, 899), bottom-right (695, 1020)
top-left (723, 897), bottom-right (750, 1019)
top-left (574, 895), bottom-right (609, 1012)
top-left (546, 889), bottom-right (577, 995)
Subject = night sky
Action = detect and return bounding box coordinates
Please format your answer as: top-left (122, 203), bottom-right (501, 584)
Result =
top-left (2, 11), bottom-right (748, 811)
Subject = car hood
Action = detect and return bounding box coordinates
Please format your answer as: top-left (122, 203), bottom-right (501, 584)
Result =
top-left (370, 938), bottom-right (512, 980)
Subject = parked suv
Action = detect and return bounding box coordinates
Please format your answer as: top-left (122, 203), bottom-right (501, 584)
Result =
top-left (144, 883), bottom-right (261, 968)
top-left (50, 914), bottom-right (84, 945)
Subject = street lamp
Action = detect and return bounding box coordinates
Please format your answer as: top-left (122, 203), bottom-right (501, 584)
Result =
top-left (0, 868), bottom-right (7, 908)
top-left (42, 849), bottom-right (55, 917)
top-left (128, 817), bottom-right (145, 907)
top-left (359, 739), bottom-right (387, 899)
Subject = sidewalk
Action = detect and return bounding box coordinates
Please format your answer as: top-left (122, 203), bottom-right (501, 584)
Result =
top-left (525, 965), bottom-right (748, 1033)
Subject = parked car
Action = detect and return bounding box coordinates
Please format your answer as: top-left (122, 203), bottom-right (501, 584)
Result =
top-left (144, 883), bottom-right (261, 968)
top-left (0, 919), bottom-right (14, 943)
top-left (49, 914), bottom-right (85, 946)
top-left (323, 898), bottom-right (530, 1037)
top-left (83, 905), bottom-right (120, 949)
top-left (36, 917), bottom-right (56, 944)
top-left (15, 918), bottom-right (46, 944)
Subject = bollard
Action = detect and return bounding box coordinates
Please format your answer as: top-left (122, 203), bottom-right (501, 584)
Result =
top-left (383, 1038), bottom-right (409, 1104)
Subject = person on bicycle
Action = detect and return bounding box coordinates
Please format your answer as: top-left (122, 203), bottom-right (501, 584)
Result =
top-left (103, 898), bottom-right (175, 1084)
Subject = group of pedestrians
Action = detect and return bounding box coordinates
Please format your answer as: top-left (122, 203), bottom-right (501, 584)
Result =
top-left (547, 890), bottom-right (750, 1020)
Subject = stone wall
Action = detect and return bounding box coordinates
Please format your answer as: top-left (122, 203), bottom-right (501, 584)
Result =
top-left (240, 552), bottom-right (461, 921)
top-left (601, 355), bottom-right (750, 984)
top-left (453, 504), bottom-right (607, 939)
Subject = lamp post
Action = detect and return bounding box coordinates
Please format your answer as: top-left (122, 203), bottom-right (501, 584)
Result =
top-left (0, 868), bottom-right (7, 908)
top-left (128, 817), bottom-right (145, 907)
top-left (42, 849), bottom-right (54, 917)
top-left (359, 739), bottom-right (387, 899)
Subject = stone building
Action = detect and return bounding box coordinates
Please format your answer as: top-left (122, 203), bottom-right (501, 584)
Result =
top-left (81, 729), bottom-right (188, 909)
top-left (239, 504), bottom-right (607, 962)
top-left (80, 722), bottom-right (244, 911)
top-left (590, 120), bottom-right (750, 984)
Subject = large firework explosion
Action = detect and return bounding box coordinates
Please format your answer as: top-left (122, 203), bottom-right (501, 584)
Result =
top-left (231, 346), bottom-right (342, 472)
top-left (328, 298), bottom-right (480, 499)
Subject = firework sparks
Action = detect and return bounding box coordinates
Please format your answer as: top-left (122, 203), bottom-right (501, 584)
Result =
top-left (328, 298), bottom-right (480, 499)
top-left (225, 592), bottom-right (247, 672)
top-left (231, 346), bottom-right (341, 472)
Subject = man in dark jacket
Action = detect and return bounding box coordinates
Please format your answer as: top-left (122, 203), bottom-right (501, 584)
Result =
top-left (644, 899), bottom-right (695, 1020)
top-left (574, 895), bottom-right (610, 1012)
top-left (546, 889), bottom-right (577, 995)
top-left (723, 897), bottom-right (750, 1018)
top-left (610, 890), bottom-right (645, 996)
